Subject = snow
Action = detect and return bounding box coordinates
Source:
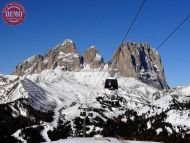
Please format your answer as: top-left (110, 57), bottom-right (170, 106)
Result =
top-left (20, 108), bottom-right (27, 116)
top-left (64, 39), bottom-right (73, 43)
top-left (0, 75), bottom-right (26, 104)
top-left (156, 128), bottom-right (162, 135)
top-left (43, 59), bottom-right (48, 64)
top-left (0, 68), bottom-right (159, 142)
top-left (166, 110), bottom-right (190, 127)
top-left (44, 137), bottom-right (161, 143)
top-left (0, 74), bottom-right (18, 81)
top-left (153, 65), bottom-right (160, 72)
top-left (137, 85), bottom-right (190, 131)
top-left (12, 129), bottom-right (27, 143)
top-left (1, 68), bottom-right (190, 142)
top-left (177, 86), bottom-right (190, 97)
top-left (61, 39), bottom-right (73, 46)
top-left (24, 55), bottom-right (38, 63)
top-left (138, 94), bottom-right (173, 117)
top-left (124, 141), bottom-right (160, 143)
top-left (57, 52), bottom-right (79, 62)
top-left (90, 45), bottom-right (96, 49)
top-left (165, 126), bottom-right (173, 134)
top-left (147, 121), bottom-right (151, 129)
top-left (41, 124), bottom-right (51, 142)
top-left (121, 116), bottom-right (127, 122)
top-left (94, 53), bottom-right (102, 61)
top-left (87, 125), bottom-right (94, 134)
top-left (10, 105), bottom-right (19, 117)
top-left (45, 137), bottom-right (121, 143)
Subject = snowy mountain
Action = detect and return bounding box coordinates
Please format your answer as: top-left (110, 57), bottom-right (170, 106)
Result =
top-left (0, 68), bottom-right (189, 142)
top-left (0, 39), bottom-right (189, 143)
top-left (0, 68), bottom-right (159, 142)
top-left (13, 40), bottom-right (167, 90)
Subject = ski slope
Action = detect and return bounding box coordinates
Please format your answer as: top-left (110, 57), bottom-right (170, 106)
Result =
top-left (46, 137), bottom-right (161, 143)
top-left (1, 68), bottom-right (190, 142)
top-left (2, 67), bottom-right (158, 142)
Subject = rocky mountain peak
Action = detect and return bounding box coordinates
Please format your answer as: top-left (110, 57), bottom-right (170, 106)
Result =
top-left (111, 41), bottom-right (169, 89)
top-left (13, 39), bottom-right (81, 75)
top-left (13, 54), bottom-right (43, 75)
top-left (83, 46), bottom-right (104, 68)
top-left (58, 39), bottom-right (77, 54)
top-left (13, 40), bottom-right (168, 89)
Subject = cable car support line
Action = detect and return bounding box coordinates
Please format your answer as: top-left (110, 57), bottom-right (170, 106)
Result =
top-left (79, 0), bottom-right (146, 137)
top-left (156, 15), bottom-right (190, 50)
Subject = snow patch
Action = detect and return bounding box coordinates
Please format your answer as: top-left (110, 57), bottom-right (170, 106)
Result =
top-left (61, 39), bottom-right (73, 46)
top-left (94, 53), bottom-right (102, 61)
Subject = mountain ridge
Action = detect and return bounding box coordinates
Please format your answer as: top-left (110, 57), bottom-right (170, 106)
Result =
top-left (13, 39), bottom-right (168, 90)
top-left (2, 39), bottom-right (189, 142)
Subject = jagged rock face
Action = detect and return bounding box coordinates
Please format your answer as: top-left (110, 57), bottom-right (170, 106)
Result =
top-left (13, 55), bottom-right (43, 76)
top-left (83, 46), bottom-right (104, 68)
top-left (13, 40), bottom-right (82, 75)
top-left (43, 40), bottom-right (81, 71)
top-left (111, 42), bottom-right (169, 89)
top-left (13, 39), bottom-right (168, 90)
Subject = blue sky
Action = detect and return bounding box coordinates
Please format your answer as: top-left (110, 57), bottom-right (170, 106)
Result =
top-left (0, 0), bottom-right (189, 87)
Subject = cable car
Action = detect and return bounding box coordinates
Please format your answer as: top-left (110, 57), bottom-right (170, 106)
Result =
top-left (80, 111), bottom-right (86, 119)
top-left (104, 78), bottom-right (118, 96)
top-left (88, 112), bottom-right (94, 119)
top-left (112, 100), bottom-right (120, 107)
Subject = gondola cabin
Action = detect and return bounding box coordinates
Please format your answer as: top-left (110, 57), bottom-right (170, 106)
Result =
top-left (88, 112), bottom-right (94, 119)
top-left (80, 110), bottom-right (86, 119)
top-left (104, 78), bottom-right (118, 96)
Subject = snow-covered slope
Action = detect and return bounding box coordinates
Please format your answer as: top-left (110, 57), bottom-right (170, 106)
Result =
top-left (47, 137), bottom-right (121, 143)
top-left (23, 67), bottom-right (158, 125)
top-left (137, 86), bottom-right (190, 136)
top-left (0, 74), bottom-right (24, 103)
top-left (0, 68), bottom-right (159, 142)
top-left (2, 67), bottom-right (158, 111)
top-left (0, 68), bottom-right (190, 142)
top-left (47, 137), bottom-right (161, 143)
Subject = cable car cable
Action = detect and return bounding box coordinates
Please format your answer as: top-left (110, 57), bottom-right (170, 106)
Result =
top-left (80, 0), bottom-right (146, 137)
top-left (111, 0), bottom-right (146, 75)
top-left (87, 0), bottom-right (146, 98)
top-left (120, 0), bottom-right (146, 45)
top-left (156, 15), bottom-right (190, 50)
top-left (115, 0), bottom-right (146, 87)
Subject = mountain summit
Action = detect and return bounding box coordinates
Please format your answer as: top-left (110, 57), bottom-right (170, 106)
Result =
top-left (111, 42), bottom-right (169, 89)
top-left (13, 39), bottom-right (168, 89)
top-left (1, 39), bottom-right (190, 142)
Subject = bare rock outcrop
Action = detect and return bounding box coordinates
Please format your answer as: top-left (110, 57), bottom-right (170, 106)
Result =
top-left (111, 42), bottom-right (169, 89)
top-left (83, 46), bottom-right (104, 69)
top-left (13, 39), bottom-right (169, 90)
top-left (13, 39), bottom-right (81, 75)
top-left (13, 55), bottom-right (43, 75)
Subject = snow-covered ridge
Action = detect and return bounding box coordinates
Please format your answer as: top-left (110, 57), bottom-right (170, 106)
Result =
top-left (1, 68), bottom-right (158, 111)
top-left (90, 45), bottom-right (96, 49)
top-left (23, 55), bottom-right (39, 63)
top-left (61, 39), bottom-right (73, 46)
top-left (138, 85), bottom-right (190, 131)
